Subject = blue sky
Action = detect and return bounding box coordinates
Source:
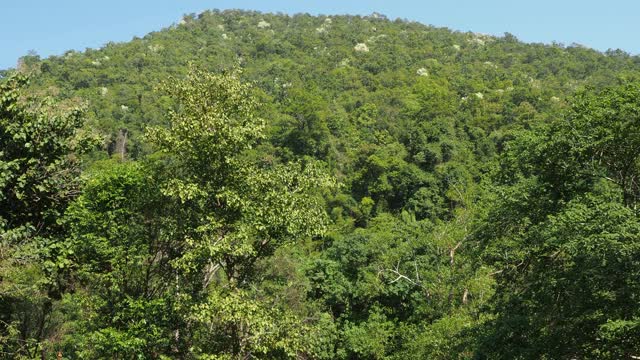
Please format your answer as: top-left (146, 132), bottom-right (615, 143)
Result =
top-left (1, 0), bottom-right (638, 69)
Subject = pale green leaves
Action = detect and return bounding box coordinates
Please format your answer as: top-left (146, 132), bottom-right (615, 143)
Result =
top-left (146, 67), bottom-right (265, 168)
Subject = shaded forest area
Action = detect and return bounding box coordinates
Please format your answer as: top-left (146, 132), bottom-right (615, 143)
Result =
top-left (2, 9), bottom-right (640, 359)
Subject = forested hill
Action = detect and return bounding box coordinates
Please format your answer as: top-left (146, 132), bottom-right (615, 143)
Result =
top-left (2, 9), bottom-right (640, 359)
top-left (17, 9), bottom-right (640, 159)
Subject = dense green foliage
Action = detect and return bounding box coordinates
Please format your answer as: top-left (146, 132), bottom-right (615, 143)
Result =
top-left (0, 74), bottom-right (98, 358)
top-left (2, 9), bottom-right (640, 359)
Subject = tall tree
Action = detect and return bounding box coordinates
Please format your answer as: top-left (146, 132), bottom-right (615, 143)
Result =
top-left (63, 68), bottom-right (335, 358)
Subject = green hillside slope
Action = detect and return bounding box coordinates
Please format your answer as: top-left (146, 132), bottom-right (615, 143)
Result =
top-left (2, 9), bottom-right (640, 359)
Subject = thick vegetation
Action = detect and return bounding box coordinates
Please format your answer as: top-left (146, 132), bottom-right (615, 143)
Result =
top-left (2, 9), bottom-right (640, 359)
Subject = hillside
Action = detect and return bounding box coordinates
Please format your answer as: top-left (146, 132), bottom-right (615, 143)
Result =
top-left (2, 9), bottom-right (640, 359)
top-left (18, 10), bottom-right (639, 156)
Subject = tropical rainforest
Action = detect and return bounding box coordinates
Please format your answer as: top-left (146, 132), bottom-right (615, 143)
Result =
top-left (2, 9), bottom-right (640, 359)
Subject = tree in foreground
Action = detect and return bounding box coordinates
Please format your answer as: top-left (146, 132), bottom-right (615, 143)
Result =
top-left (64, 68), bottom-right (335, 358)
top-left (478, 82), bottom-right (640, 359)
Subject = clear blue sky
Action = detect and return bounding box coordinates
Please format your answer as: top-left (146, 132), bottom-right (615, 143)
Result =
top-left (2, 0), bottom-right (638, 69)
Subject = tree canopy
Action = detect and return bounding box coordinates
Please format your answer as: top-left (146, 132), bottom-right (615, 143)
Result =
top-left (3, 9), bottom-right (640, 359)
